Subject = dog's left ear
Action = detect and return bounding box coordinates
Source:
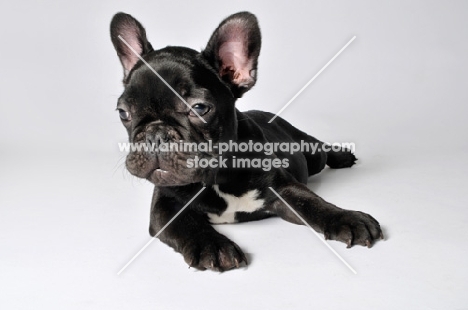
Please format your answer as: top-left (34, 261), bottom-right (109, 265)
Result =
top-left (202, 12), bottom-right (261, 98)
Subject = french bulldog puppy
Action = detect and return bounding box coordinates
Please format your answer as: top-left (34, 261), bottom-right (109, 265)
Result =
top-left (110, 11), bottom-right (383, 271)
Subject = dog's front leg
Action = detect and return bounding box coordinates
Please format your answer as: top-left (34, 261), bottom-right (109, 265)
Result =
top-left (149, 188), bottom-right (247, 271)
top-left (268, 181), bottom-right (383, 248)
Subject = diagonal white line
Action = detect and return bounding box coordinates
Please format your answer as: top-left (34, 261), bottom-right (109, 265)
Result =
top-left (117, 35), bottom-right (207, 123)
top-left (268, 36), bottom-right (356, 123)
top-left (117, 186), bottom-right (206, 275)
top-left (268, 187), bottom-right (357, 274)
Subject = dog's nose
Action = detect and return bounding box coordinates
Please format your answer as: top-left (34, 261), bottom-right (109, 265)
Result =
top-left (146, 132), bottom-right (169, 152)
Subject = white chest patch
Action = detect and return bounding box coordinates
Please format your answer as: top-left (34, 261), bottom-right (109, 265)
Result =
top-left (208, 185), bottom-right (265, 224)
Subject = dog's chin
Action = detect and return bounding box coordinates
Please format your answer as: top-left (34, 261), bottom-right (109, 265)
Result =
top-left (146, 167), bottom-right (205, 186)
top-left (126, 164), bottom-right (212, 186)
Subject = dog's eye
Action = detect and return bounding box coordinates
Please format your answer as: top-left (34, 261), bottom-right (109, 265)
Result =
top-left (190, 103), bottom-right (210, 117)
top-left (118, 109), bottom-right (131, 121)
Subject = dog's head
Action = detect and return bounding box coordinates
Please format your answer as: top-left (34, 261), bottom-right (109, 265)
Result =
top-left (110, 12), bottom-right (261, 186)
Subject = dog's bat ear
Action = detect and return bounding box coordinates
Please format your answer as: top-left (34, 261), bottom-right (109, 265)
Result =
top-left (110, 12), bottom-right (153, 80)
top-left (202, 12), bottom-right (261, 98)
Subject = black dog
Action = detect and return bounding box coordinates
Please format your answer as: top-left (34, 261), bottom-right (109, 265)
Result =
top-left (110, 12), bottom-right (383, 271)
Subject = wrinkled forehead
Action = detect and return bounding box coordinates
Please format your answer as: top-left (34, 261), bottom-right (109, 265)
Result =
top-left (129, 55), bottom-right (192, 91)
top-left (119, 58), bottom-right (215, 111)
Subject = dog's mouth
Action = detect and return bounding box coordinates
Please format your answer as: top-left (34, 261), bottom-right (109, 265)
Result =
top-left (148, 166), bottom-right (169, 179)
top-left (148, 166), bottom-right (170, 179)
top-left (125, 149), bottom-right (216, 186)
top-left (147, 166), bottom-right (179, 185)
top-left (146, 160), bottom-right (211, 186)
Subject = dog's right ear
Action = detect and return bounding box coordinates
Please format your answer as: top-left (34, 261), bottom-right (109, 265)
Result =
top-left (110, 12), bottom-right (153, 80)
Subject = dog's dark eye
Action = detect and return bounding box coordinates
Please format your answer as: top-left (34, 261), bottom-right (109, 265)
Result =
top-left (190, 103), bottom-right (210, 117)
top-left (118, 109), bottom-right (131, 121)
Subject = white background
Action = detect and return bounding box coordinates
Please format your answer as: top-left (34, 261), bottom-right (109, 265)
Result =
top-left (1, 0), bottom-right (468, 309)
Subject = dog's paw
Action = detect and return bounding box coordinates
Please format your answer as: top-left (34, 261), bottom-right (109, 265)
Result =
top-left (323, 210), bottom-right (383, 248)
top-left (326, 150), bottom-right (357, 169)
top-left (182, 234), bottom-right (247, 272)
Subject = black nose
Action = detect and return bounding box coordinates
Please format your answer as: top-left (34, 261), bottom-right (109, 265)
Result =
top-left (145, 132), bottom-right (169, 152)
